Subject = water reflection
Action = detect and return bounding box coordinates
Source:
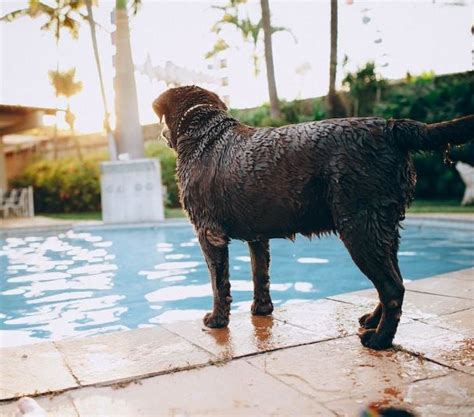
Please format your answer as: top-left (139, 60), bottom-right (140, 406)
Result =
top-left (0, 232), bottom-right (125, 346)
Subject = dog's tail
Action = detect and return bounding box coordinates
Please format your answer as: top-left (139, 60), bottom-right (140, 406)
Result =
top-left (389, 115), bottom-right (474, 152)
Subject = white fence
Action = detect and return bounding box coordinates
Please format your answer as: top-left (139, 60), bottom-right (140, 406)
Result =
top-left (0, 187), bottom-right (34, 218)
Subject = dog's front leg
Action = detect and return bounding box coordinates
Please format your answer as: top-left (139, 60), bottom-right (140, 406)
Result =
top-left (198, 229), bottom-right (231, 328)
top-left (249, 239), bottom-right (274, 316)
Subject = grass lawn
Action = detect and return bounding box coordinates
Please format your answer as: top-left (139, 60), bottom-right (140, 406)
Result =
top-left (408, 200), bottom-right (474, 213)
top-left (43, 200), bottom-right (473, 221)
top-left (45, 211), bottom-right (103, 221)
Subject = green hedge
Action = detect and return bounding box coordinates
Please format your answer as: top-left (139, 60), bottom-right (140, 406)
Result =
top-left (145, 141), bottom-right (179, 207)
top-left (374, 71), bottom-right (474, 200)
top-left (11, 156), bottom-right (104, 213)
top-left (10, 141), bottom-right (180, 213)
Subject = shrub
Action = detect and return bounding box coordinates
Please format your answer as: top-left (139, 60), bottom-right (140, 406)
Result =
top-left (11, 155), bottom-right (104, 213)
top-left (145, 141), bottom-right (179, 207)
top-left (372, 71), bottom-right (474, 200)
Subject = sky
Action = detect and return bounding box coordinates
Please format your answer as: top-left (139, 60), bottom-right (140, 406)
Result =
top-left (0, 0), bottom-right (472, 132)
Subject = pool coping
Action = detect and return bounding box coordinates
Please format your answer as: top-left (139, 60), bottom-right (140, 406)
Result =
top-left (0, 267), bottom-right (472, 408)
top-left (1, 213), bottom-right (473, 238)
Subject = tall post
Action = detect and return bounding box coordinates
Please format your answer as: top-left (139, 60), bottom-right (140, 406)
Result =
top-left (113, 0), bottom-right (144, 158)
top-left (329, 0), bottom-right (338, 95)
top-left (260, 0), bottom-right (281, 120)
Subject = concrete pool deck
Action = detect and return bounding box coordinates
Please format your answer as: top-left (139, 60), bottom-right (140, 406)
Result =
top-left (0, 267), bottom-right (472, 416)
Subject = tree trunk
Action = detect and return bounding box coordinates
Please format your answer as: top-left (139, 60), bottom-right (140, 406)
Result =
top-left (85, 0), bottom-right (117, 160)
top-left (260, 0), bottom-right (281, 120)
top-left (326, 0), bottom-right (347, 118)
top-left (53, 34), bottom-right (60, 160)
top-left (113, 0), bottom-right (144, 158)
top-left (329, 0), bottom-right (337, 96)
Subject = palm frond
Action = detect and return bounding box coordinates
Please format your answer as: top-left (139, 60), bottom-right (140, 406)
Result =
top-left (130, 0), bottom-right (142, 16)
top-left (0, 8), bottom-right (31, 22)
top-left (205, 38), bottom-right (230, 59)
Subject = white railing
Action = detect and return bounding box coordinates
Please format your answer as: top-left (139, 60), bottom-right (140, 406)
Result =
top-left (0, 187), bottom-right (35, 218)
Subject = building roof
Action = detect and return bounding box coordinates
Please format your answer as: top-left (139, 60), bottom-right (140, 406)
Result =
top-left (0, 104), bottom-right (61, 136)
top-left (0, 104), bottom-right (59, 116)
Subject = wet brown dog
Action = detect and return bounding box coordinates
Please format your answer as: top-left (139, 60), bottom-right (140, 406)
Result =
top-left (153, 85), bottom-right (473, 350)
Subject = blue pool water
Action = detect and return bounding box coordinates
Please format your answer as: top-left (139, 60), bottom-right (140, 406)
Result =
top-left (0, 222), bottom-right (472, 347)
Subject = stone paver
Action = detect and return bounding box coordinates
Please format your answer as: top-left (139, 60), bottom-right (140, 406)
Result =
top-left (163, 312), bottom-right (319, 360)
top-left (0, 216), bottom-right (72, 231)
top-left (403, 372), bottom-right (474, 417)
top-left (324, 371), bottom-right (473, 417)
top-left (395, 321), bottom-right (473, 375)
top-left (331, 287), bottom-right (474, 320)
top-left (56, 327), bottom-right (215, 386)
top-left (1, 270), bottom-right (473, 416)
top-left (443, 267), bottom-right (474, 282)
top-left (272, 298), bottom-right (389, 336)
top-left (422, 308), bottom-right (473, 335)
top-left (0, 342), bottom-right (78, 400)
top-left (406, 213), bottom-right (474, 222)
top-left (69, 360), bottom-right (332, 417)
top-left (405, 270), bottom-right (474, 299)
top-left (246, 336), bottom-right (448, 403)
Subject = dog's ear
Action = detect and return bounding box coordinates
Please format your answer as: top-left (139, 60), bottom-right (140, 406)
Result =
top-left (152, 94), bottom-right (168, 123)
top-left (209, 91), bottom-right (228, 112)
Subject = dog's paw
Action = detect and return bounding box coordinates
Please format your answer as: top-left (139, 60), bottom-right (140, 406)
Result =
top-left (358, 312), bottom-right (380, 329)
top-left (203, 312), bottom-right (229, 328)
top-left (358, 329), bottom-right (393, 350)
top-left (251, 301), bottom-right (274, 316)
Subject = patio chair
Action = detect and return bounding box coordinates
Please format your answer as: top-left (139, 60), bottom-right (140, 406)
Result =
top-left (9, 188), bottom-right (29, 217)
top-left (0, 189), bottom-right (19, 218)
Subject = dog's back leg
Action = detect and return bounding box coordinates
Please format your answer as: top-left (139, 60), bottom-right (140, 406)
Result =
top-left (358, 235), bottom-right (402, 330)
top-left (198, 229), bottom-right (232, 328)
top-left (248, 239), bottom-right (274, 316)
top-left (338, 209), bottom-right (405, 350)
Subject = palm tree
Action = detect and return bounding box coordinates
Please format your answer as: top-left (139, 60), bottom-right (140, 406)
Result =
top-left (208, 0), bottom-right (290, 119)
top-left (84, 0), bottom-right (117, 160)
top-left (329, 0), bottom-right (337, 98)
top-left (260, 0), bottom-right (280, 119)
top-left (113, 0), bottom-right (144, 159)
top-left (85, 0), bottom-right (143, 159)
top-left (1, 0), bottom-right (85, 157)
top-left (1, 1), bottom-right (84, 42)
top-left (49, 67), bottom-right (83, 158)
top-left (2, 1), bottom-right (142, 160)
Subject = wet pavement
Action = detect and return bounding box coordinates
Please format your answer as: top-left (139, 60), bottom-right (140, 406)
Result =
top-left (0, 267), bottom-right (472, 416)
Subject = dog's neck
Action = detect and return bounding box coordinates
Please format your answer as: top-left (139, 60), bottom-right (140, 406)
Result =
top-left (176, 103), bottom-right (215, 137)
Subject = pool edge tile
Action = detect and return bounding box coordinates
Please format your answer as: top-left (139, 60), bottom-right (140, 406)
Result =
top-left (0, 341), bottom-right (79, 400)
top-left (55, 326), bottom-right (217, 387)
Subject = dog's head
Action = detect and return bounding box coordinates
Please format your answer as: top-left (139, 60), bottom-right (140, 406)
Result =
top-left (152, 85), bottom-right (227, 149)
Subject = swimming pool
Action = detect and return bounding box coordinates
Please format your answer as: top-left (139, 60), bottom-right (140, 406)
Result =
top-left (0, 221), bottom-right (472, 347)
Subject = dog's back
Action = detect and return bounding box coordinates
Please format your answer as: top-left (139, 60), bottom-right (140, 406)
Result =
top-left (179, 114), bottom-right (414, 240)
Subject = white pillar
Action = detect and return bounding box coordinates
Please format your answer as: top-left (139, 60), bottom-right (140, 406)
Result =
top-left (112, 8), bottom-right (144, 159)
top-left (101, 159), bottom-right (165, 223)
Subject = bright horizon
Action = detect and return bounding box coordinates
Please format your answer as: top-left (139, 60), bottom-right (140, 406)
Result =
top-left (0, 0), bottom-right (472, 133)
